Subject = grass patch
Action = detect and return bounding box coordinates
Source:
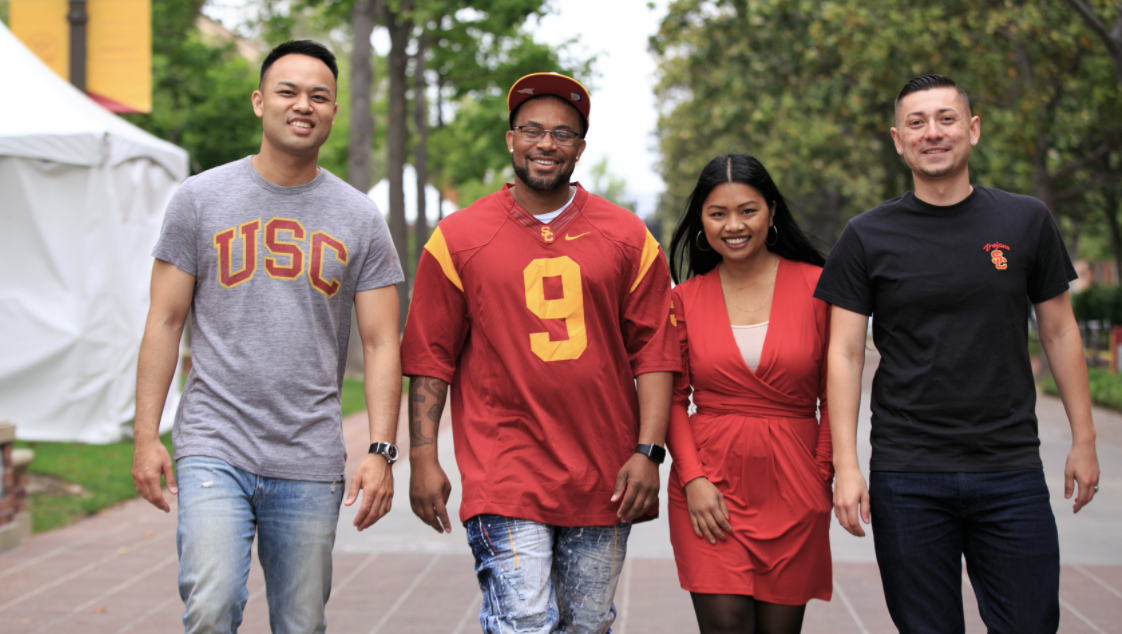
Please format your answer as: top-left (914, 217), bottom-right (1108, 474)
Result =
top-left (341, 377), bottom-right (367, 417)
top-left (15, 379), bottom-right (400, 534)
top-left (340, 377), bottom-right (410, 417)
top-left (1042, 366), bottom-right (1122, 412)
top-left (14, 433), bottom-right (174, 533)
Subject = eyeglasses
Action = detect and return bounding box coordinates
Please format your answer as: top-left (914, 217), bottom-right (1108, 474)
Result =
top-left (512, 126), bottom-right (582, 146)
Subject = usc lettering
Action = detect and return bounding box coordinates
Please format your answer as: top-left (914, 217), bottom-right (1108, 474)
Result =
top-left (264, 218), bottom-right (306, 280)
top-left (214, 219), bottom-right (261, 289)
top-left (212, 218), bottom-right (349, 298)
top-left (309, 231), bottom-right (348, 297)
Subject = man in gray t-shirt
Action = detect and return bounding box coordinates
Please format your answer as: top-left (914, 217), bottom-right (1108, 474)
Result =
top-left (132, 40), bottom-right (404, 633)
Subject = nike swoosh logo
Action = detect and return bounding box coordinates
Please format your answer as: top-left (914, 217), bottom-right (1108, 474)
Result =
top-left (565, 232), bottom-right (591, 241)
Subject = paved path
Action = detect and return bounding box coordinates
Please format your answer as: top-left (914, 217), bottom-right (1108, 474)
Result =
top-left (3, 355), bottom-right (1121, 632)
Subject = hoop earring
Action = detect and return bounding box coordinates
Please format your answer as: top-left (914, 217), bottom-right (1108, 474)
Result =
top-left (695, 230), bottom-right (713, 252)
top-left (766, 225), bottom-right (778, 246)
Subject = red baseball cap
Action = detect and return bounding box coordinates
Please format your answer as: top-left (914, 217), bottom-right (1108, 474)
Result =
top-left (507, 72), bottom-right (591, 130)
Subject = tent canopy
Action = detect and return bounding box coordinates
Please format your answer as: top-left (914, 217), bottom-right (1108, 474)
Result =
top-left (0, 22), bottom-right (187, 442)
top-left (0, 22), bottom-right (186, 180)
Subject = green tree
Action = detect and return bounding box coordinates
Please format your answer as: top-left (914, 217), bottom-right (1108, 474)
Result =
top-left (588, 157), bottom-right (636, 211)
top-left (650, 0), bottom-right (1122, 249)
top-left (123, 0), bottom-right (262, 174)
top-left (243, 0), bottom-right (590, 329)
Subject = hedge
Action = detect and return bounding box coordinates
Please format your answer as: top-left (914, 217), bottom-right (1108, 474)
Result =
top-left (1042, 367), bottom-right (1122, 413)
top-left (1071, 284), bottom-right (1122, 324)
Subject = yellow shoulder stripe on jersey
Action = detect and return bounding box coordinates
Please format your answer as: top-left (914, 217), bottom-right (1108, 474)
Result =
top-left (630, 230), bottom-right (662, 293)
top-left (423, 227), bottom-right (463, 291)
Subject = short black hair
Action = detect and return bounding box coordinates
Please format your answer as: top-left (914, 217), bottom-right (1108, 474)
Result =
top-left (260, 40), bottom-right (339, 87)
top-left (895, 74), bottom-right (971, 117)
top-left (509, 94), bottom-right (588, 137)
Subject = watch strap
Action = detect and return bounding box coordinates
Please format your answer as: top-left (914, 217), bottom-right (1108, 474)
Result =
top-left (636, 443), bottom-right (666, 464)
top-left (368, 442), bottom-right (399, 464)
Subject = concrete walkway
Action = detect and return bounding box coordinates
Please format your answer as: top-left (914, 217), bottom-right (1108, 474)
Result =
top-left (2, 355), bottom-right (1121, 632)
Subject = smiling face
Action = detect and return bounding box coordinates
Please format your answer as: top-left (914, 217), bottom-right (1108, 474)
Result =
top-left (506, 97), bottom-right (586, 193)
top-left (252, 54), bottom-right (338, 158)
top-left (891, 87), bottom-right (979, 182)
top-left (700, 182), bottom-right (775, 263)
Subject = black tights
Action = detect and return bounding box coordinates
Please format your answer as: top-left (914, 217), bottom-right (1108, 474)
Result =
top-left (690, 593), bottom-right (806, 634)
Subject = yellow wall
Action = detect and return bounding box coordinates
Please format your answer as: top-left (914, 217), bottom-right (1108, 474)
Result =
top-left (10, 0), bottom-right (70, 81)
top-left (11, 0), bottom-right (151, 113)
top-left (87, 0), bottom-right (151, 112)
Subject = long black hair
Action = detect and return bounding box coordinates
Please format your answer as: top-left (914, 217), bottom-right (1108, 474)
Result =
top-left (669, 154), bottom-right (825, 283)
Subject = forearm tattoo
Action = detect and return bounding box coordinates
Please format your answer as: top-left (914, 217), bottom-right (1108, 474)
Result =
top-left (409, 377), bottom-right (447, 448)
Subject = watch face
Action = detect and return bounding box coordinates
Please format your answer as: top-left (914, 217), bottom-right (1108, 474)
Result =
top-left (386, 444), bottom-right (399, 461)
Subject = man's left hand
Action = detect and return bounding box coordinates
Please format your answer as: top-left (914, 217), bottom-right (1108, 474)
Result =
top-left (1065, 442), bottom-right (1100, 514)
top-left (612, 453), bottom-right (660, 522)
top-left (346, 454), bottom-right (394, 531)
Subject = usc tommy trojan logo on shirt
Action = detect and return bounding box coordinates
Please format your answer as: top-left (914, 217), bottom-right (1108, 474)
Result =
top-left (213, 217), bottom-right (349, 297)
top-left (984, 242), bottom-right (1010, 271)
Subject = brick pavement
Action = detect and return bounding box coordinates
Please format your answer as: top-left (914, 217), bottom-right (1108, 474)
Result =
top-left (3, 358), bottom-right (1121, 632)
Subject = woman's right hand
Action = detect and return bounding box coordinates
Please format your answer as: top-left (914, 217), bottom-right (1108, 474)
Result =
top-left (684, 477), bottom-right (732, 544)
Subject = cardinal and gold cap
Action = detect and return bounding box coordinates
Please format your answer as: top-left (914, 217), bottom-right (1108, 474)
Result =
top-left (507, 72), bottom-right (591, 131)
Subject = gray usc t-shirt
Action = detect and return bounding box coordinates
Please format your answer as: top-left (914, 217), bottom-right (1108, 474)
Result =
top-left (153, 157), bottom-right (403, 481)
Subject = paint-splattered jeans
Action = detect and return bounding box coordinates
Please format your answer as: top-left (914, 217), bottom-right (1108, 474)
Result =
top-left (465, 514), bottom-right (632, 634)
top-left (175, 456), bottom-right (343, 634)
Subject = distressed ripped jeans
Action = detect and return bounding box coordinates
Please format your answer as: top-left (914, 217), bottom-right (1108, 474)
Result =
top-left (175, 456), bottom-right (344, 634)
top-left (466, 514), bottom-right (632, 634)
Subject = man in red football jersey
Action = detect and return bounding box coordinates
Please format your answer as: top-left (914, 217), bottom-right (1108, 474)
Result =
top-left (402, 72), bottom-right (679, 633)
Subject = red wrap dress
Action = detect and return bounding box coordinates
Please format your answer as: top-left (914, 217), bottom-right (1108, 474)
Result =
top-left (667, 258), bottom-right (834, 604)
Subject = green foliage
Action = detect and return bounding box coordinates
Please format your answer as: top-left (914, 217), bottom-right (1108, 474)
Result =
top-left (428, 4), bottom-right (593, 208)
top-left (340, 377), bottom-right (368, 416)
top-left (1072, 284), bottom-right (1122, 323)
top-left (14, 433), bottom-right (174, 533)
top-left (651, 0), bottom-right (1122, 246)
top-left (122, 0), bottom-right (262, 174)
top-left (1042, 366), bottom-right (1122, 412)
top-left (588, 157), bottom-right (636, 211)
top-left (239, 0), bottom-right (588, 209)
top-left (12, 379), bottom-right (375, 534)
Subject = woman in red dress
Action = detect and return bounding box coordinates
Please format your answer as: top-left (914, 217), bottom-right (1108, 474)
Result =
top-left (666, 154), bottom-right (833, 633)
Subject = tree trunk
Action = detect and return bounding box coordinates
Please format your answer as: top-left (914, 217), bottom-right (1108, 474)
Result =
top-left (345, 0), bottom-right (379, 376)
top-left (435, 71), bottom-right (446, 220)
top-left (347, 0), bottom-right (378, 194)
top-left (1031, 142), bottom-right (1060, 225)
top-left (1107, 187), bottom-right (1122, 284)
top-left (384, 2), bottom-right (413, 330)
top-left (413, 34), bottom-right (430, 270)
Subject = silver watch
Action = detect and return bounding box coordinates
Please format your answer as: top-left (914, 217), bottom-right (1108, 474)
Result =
top-left (368, 442), bottom-right (399, 465)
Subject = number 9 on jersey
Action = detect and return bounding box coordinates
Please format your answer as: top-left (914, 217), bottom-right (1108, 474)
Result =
top-left (523, 257), bottom-right (588, 362)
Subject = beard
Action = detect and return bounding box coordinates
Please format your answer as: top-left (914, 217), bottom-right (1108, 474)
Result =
top-left (512, 155), bottom-right (574, 193)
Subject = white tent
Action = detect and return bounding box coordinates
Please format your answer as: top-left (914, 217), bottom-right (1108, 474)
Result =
top-left (0, 22), bottom-right (187, 443)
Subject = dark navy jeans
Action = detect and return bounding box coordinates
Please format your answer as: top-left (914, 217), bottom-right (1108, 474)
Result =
top-left (870, 469), bottom-right (1060, 634)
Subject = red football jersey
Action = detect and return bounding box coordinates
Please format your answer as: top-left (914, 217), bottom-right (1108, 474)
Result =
top-left (401, 184), bottom-right (679, 527)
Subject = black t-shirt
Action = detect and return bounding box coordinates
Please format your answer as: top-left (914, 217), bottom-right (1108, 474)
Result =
top-left (814, 186), bottom-right (1076, 472)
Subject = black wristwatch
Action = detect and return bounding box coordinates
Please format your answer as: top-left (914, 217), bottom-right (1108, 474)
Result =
top-left (368, 442), bottom-right (399, 465)
top-left (636, 443), bottom-right (666, 464)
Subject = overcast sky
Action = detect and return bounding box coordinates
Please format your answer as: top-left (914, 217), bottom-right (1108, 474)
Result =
top-left (204, 0), bottom-right (669, 216)
top-left (531, 0), bottom-right (668, 215)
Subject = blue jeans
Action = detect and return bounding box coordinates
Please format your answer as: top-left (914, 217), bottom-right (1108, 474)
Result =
top-left (176, 456), bottom-right (344, 634)
top-left (466, 514), bottom-right (632, 634)
top-left (870, 469), bottom-right (1060, 634)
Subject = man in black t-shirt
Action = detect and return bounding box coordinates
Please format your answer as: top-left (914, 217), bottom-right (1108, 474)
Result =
top-left (815, 74), bottom-right (1101, 633)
